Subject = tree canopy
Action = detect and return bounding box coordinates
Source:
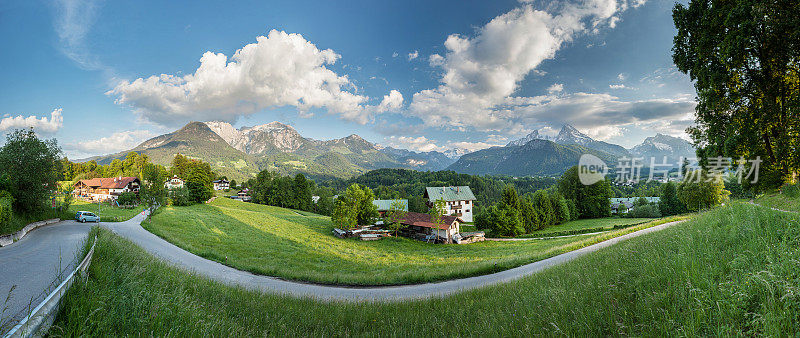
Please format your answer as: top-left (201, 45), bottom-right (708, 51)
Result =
top-left (0, 129), bottom-right (62, 213)
top-left (672, 0), bottom-right (800, 188)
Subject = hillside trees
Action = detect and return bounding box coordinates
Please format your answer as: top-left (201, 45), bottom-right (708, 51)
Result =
top-left (476, 185), bottom-right (573, 236)
top-left (659, 182), bottom-right (687, 216)
top-left (0, 129), bottom-right (62, 213)
top-left (251, 170), bottom-right (314, 211)
top-left (558, 166), bottom-right (612, 218)
top-left (673, 0), bottom-right (800, 189)
top-left (677, 171), bottom-right (730, 211)
top-left (186, 165), bottom-right (214, 203)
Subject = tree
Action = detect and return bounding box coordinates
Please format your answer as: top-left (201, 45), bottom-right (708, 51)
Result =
top-left (677, 171), bottom-right (731, 211)
top-left (293, 174), bottom-right (313, 211)
top-left (186, 166), bottom-right (213, 203)
top-left (672, 0), bottom-right (800, 189)
top-left (475, 204), bottom-right (524, 237)
top-left (140, 163), bottom-right (166, 217)
top-left (0, 129), bottom-right (62, 213)
top-left (314, 187), bottom-right (335, 216)
top-left (332, 197), bottom-right (357, 230)
top-left (385, 199), bottom-right (408, 237)
top-left (334, 184), bottom-right (379, 226)
top-left (0, 190), bottom-right (14, 225)
top-left (169, 186), bottom-right (192, 206)
top-left (558, 166), bottom-right (612, 219)
top-left (659, 182), bottom-right (686, 216)
top-left (532, 190), bottom-right (554, 227)
top-left (428, 198), bottom-right (449, 242)
top-left (117, 191), bottom-right (138, 206)
top-left (229, 179), bottom-right (238, 189)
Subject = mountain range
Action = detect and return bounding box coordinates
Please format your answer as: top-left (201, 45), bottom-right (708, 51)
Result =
top-left (446, 125), bottom-right (695, 176)
top-left (85, 121), bottom-right (694, 181)
top-left (87, 121), bottom-right (456, 180)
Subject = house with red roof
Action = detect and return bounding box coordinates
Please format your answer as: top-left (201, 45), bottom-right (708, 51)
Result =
top-left (400, 211), bottom-right (463, 244)
top-left (73, 177), bottom-right (140, 201)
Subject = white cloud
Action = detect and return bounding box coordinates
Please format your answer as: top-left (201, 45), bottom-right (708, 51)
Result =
top-left (547, 83), bottom-right (564, 93)
top-left (376, 90), bottom-right (404, 112)
top-left (53, 0), bottom-right (108, 71)
top-left (428, 54), bottom-right (444, 66)
top-left (408, 1), bottom-right (646, 132)
top-left (383, 135), bottom-right (499, 154)
top-left (109, 29), bottom-right (396, 127)
top-left (0, 109), bottom-right (64, 134)
top-left (392, 52), bottom-right (399, 58)
top-left (407, 50), bottom-right (419, 60)
top-left (609, 84), bottom-right (626, 89)
top-left (68, 129), bottom-right (155, 154)
top-left (617, 73), bottom-right (626, 81)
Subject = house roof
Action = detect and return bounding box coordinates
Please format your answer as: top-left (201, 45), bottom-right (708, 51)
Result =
top-left (76, 177), bottom-right (139, 189)
top-left (425, 186), bottom-right (476, 202)
top-left (372, 199), bottom-right (408, 211)
top-left (609, 197), bottom-right (660, 204)
top-left (400, 211), bottom-right (461, 230)
top-left (213, 179), bottom-right (229, 184)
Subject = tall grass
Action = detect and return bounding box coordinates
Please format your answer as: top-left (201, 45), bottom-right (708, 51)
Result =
top-left (50, 203), bottom-right (800, 336)
top-left (142, 197), bottom-right (684, 285)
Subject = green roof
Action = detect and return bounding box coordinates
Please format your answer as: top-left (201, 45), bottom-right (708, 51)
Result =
top-left (425, 186), bottom-right (476, 202)
top-left (372, 199), bottom-right (408, 211)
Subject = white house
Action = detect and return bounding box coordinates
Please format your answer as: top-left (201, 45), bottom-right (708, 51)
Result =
top-left (424, 186), bottom-right (477, 222)
top-left (212, 179), bottom-right (230, 190)
top-left (164, 175), bottom-right (184, 189)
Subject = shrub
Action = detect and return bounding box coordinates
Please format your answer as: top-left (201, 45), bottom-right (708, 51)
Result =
top-left (624, 204), bottom-right (662, 218)
top-left (117, 192), bottom-right (138, 206)
top-left (170, 187), bottom-right (192, 206)
top-left (783, 183), bottom-right (800, 198)
top-left (0, 190), bottom-right (14, 225)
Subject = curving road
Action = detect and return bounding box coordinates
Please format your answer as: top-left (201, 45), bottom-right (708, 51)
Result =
top-left (2, 210), bottom-right (689, 319)
top-left (103, 213), bottom-right (688, 301)
top-left (0, 220), bottom-right (93, 328)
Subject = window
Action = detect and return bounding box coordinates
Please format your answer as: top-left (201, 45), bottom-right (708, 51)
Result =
top-left (466, 209), bottom-right (470, 213)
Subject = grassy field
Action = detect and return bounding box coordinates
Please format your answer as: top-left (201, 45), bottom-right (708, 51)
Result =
top-left (142, 197), bottom-right (682, 285)
top-left (754, 192), bottom-right (800, 212)
top-left (0, 209), bottom-right (69, 236)
top-left (67, 200), bottom-right (145, 222)
top-left (50, 202), bottom-right (799, 336)
top-left (520, 217), bottom-right (654, 237)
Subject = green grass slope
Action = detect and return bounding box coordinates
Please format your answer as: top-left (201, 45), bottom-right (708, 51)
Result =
top-left (52, 202), bottom-right (799, 336)
top-left (142, 197), bottom-right (673, 285)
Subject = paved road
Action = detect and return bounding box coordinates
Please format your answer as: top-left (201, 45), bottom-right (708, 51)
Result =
top-left (0, 220), bottom-right (93, 327)
top-left (104, 213), bottom-right (688, 302)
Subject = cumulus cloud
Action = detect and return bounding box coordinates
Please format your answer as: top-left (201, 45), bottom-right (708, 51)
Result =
top-left (408, 0), bottom-right (649, 133)
top-left (0, 109), bottom-right (64, 134)
top-left (67, 129), bottom-right (155, 154)
top-left (376, 90), bottom-right (404, 112)
top-left (609, 84), bottom-right (626, 89)
top-left (407, 50), bottom-right (419, 61)
top-left (547, 83), bottom-right (564, 93)
top-left (109, 29), bottom-right (396, 127)
top-left (383, 135), bottom-right (500, 154)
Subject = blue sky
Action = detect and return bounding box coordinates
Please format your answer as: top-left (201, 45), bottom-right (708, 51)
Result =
top-left (0, 0), bottom-right (695, 159)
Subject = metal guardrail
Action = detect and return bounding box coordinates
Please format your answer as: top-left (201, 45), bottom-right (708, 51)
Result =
top-left (3, 235), bottom-right (98, 338)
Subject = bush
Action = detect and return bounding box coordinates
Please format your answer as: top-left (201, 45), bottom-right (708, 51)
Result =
top-left (783, 184), bottom-right (800, 198)
top-left (170, 187), bottom-right (193, 206)
top-left (624, 204), bottom-right (662, 218)
top-left (117, 192), bottom-right (138, 206)
top-left (0, 190), bottom-right (14, 225)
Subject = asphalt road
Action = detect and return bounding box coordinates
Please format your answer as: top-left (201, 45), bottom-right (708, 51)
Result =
top-left (105, 213), bottom-right (687, 302)
top-left (1, 209), bottom-right (688, 331)
top-left (0, 220), bottom-right (93, 328)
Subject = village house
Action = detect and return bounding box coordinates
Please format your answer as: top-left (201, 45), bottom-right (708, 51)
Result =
top-left (610, 197), bottom-right (661, 214)
top-left (213, 179), bottom-right (230, 190)
top-left (73, 177), bottom-right (140, 202)
top-left (400, 211), bottom-right (462, 243)
top-left (164, 175), bottom-right (184, 189)
top-left (424, 186), bottom-right (477, 222)
top-left (372, 199), bottom-right (408, 217)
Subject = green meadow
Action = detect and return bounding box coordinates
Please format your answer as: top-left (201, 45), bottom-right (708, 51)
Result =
top-left (142, 197), bottom-right (681, 285)
top-left (51, 201), bottom-right (800, 336)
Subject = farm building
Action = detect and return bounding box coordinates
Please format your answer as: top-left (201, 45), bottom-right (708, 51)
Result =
top-left (399, 211), bottom-right (462, 244)
top-left (424, 186), bottom-right (477, 222)
top-left (73, 177), bottom-right (140, 201)
top-left (372, 199), bottom-right (408, 217)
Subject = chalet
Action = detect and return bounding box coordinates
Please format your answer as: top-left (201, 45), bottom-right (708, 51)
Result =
top-left (610, 197), bottom-right (660, 214)
top-left (164, 175), bottom-right (184, 189)
top-left (424, 186), bottom-right (477, 222)
top-left (372, 199), bottom-right (408, 217)
top-left (400, 211), bottom-right (462, 243)
top-left (213, 179), bottom-right (230, 190)
top-left (73, 177), bottom-right (140, 201)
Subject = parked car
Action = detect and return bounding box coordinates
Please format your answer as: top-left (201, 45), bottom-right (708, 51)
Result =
top-left (75, 211), bottom-right (100, 223)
